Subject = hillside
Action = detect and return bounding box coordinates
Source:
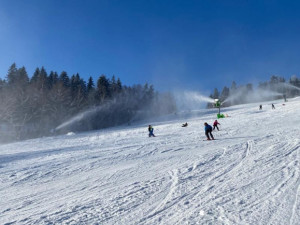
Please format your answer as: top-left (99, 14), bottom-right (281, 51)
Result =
top-left (1, 98), bottom-right (300, 225)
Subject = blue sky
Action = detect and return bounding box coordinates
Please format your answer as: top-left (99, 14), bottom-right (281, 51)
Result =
top-left (1, 0), bottom-right (300, 93)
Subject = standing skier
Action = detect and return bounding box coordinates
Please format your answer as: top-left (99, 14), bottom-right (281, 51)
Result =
top-left (259, 105), bottom-right (262, 110)
top-left (148, 125), bottom-right (155, 137)
top-left (272, 103), bottom-right (275, 109)
top-left (213, 120), bottom-right (220, 131)
top-left (204, 122), bottom-right (214, 140)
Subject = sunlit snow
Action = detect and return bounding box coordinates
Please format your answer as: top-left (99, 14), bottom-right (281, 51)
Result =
top-left (1, 98), bottom-right (300, 224)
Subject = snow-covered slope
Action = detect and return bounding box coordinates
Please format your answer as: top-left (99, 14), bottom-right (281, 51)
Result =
top-left (1, 99), bottom-right (300, 225)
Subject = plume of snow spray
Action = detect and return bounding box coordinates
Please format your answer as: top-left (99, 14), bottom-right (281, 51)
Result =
top-left (280, 82), bottom-right (300, 91)
top-left (183, 91), bottom-right (216, 103)
top-left (222, 89), bottom-right (283, 105)
top-left (173, 91), bottom-right (215, 110)
top-left (55, 105), bottom-right (106, 131)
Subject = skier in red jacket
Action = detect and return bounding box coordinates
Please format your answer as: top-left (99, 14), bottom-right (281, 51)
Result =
top-left (213, 120), bottom-right (220, 131)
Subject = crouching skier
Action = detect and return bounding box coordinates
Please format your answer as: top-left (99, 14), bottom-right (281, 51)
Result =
top-left (182, 122), bottom-right (188, 127)
top-left (204, 122), bottom-right (214, 140)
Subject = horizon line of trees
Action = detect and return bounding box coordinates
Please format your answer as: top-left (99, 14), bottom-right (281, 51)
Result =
top-left (0, 63), bottom-right (176, 143)
top-left (208, 75), bottom-right (300, 108)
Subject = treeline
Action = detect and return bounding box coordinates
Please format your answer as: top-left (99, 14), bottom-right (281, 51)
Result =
top-left (208, 75), bottom-right (300, 108)
top-left (0, 63), bottom-right (176, 142)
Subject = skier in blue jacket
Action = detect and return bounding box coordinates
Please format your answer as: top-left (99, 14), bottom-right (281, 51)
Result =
top-left (148, 125), bottom-right (156, 137)
top-left (204, 122), bottom-right (214, 140)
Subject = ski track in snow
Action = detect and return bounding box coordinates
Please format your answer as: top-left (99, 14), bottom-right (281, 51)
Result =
top-left (1, 98), bottom-right (300, 224)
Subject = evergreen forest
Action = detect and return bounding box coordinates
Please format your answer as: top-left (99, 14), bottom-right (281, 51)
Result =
top-left (0, 63), bottom-right (176, 142)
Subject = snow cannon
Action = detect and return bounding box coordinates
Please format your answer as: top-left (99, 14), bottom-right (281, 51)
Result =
top-left (214, 99), bottom-right (223, 117)
top-left (283, 94), bottom-right (287, 102)
top-left (214, 99), bottom-right (221, 108)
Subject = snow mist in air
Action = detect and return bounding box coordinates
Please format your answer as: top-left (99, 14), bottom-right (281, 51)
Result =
top-left (173, 91), bottom-right (215, 111)
top-left (55, 105), bottom-right (105, 132)
top-left (280, 82), bottom-right (300, 92)
top-left (222, 89), bottom-right (283, 105)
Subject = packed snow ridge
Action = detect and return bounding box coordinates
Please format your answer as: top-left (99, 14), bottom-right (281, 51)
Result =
top-left (1, 98), bottom-right (300, 225)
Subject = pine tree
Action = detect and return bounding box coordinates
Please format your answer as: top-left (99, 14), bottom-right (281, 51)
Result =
top-left (116, 78), bottom-right (122, 92)
top-left (87, 76), bottom-right (95, 93)
top-left (212, 88), bottom-right (219, 99)
top-left (39, 67), bottom-right (48, 90)
top-left (220, 86), bottom-right (229, 105)
top-left (59, 71), bottom-right (70, 87)
top-left (97, 75), bottom-right (110, 102)
top-left (69, 73), bottom-right (87, 111)
top-left (110, 75), bottom-right (117, 95)
top-left (30, 68), bottom-right (40, 84)
top-left (0, 78), bottom-right (5, 90)
top-left (6, 63), bottom-right (18, 85)
top-left (70, 74), bottom-right (79, 97)
top-left (48, 71), bottom-right (58, 89)
top-left (18, 67), bottom-right (29, 86)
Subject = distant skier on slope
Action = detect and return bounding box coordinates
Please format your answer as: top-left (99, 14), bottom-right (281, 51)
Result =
top-left (182, 122), bottom-right (188, 127)
top-left (259, 105), bottom-right (262, 110)
top-left (272, 103), bottom-right (275, 109)
top-left (148, 125), bottom-right (156, 137)
top-left (204, 122), bottom-right (214, 140)
top-left (213, 120), bottom-right (220, 131)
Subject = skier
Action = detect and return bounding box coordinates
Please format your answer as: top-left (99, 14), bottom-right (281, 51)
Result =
top-left (204, 122), bottom-right (214, 140)
top-left (182, 122), bottom-right (188, 127)
top-left (272, 103), bottom-right (275, 109)
top-left (213, 120), bottom-right (220, 131)
top-left (148, 125), bottom-right (155, 137)
top-left (259, 105), bottom-right (262, 110)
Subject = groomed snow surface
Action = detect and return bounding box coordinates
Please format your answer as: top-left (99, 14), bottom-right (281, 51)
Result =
top-left (1, 98), bottom-right (300, 225)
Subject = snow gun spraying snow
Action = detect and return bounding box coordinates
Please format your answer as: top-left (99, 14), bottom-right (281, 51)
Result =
top-left (215, 99), bottom-right (225, 119)
top-left (283, 94), bottom-right (287, 102)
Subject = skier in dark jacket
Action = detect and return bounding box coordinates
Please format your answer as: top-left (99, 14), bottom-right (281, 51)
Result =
top-left (204, 122), bottom-right (214, 140)
top-left (148, 125), bottom-right (155, 137)
top-left (213, 120), bottom-right (220, 131)
top-left (182, 122), bottom-right (188, 127)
